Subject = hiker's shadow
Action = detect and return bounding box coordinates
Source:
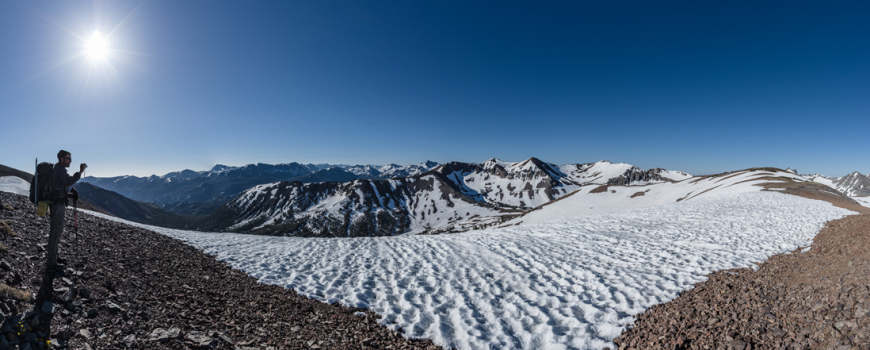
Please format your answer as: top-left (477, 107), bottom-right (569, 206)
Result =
top-left (32, 271), bottom-right (74, 345)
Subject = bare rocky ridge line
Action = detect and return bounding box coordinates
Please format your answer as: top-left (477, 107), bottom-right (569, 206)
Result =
top-left (612, 182), bottom-right (870, 350)
top-left (0, 192), bottom-right (444, 350)
top-left (606, 168), bottom-right (686, 186)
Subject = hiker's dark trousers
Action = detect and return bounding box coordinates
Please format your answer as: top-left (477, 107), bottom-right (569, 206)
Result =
top-left (47, 202), bottom-right (66, 269)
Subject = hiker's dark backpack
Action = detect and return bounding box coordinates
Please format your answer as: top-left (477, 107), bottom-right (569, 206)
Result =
top-left (29, 162), bottom-right (55, 204)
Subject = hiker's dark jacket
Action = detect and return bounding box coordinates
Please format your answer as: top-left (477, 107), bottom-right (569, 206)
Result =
top-left (52, 162), bottom-right (81, 202)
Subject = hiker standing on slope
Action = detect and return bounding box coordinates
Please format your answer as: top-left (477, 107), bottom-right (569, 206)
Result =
top-left (47, 150), bottom-right (87, 274)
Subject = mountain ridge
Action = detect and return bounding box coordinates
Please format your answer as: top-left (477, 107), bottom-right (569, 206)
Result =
top-left (80, 161), bottom-right (441, 213)
top-left (206, 158), bottom-right (693, 237)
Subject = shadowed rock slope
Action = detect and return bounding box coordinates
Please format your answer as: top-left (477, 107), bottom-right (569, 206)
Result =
top-left (0, 192), bottom-right (443, 350)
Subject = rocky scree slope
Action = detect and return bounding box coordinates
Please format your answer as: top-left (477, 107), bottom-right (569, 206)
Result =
top-left (208, 158), bottom-right (687, 237)
top-left (0, 192), bottom-right (443, 350)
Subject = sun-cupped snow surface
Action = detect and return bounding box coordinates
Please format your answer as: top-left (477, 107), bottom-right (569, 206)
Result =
top-left (86, 192), bottom-right (853, 350)
top-left (0, 176), bottom-right (29, 196)
top-left (507, 169), bottom-right (802, 227)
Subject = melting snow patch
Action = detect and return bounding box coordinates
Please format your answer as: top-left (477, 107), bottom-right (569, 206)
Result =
top-left (85, 192), bottom-right (853, 350)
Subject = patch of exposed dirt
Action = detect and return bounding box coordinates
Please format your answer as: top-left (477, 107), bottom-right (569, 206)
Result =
top-left (589, 185), bottom-right (610, 194)
top-left (630, 190), bottom-right (650, 198)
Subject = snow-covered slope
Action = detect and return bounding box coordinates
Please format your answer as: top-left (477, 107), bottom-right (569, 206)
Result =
top-left (216, 158), bottom-right (689, 236)
top-left (558, 161), bottom-right (691, 186)
top-left (506, 168), bottom-right (803, 227)
top-left (92, 191), bottom-right (855, 350)
top-left (803, 173), bottom-right (835, 188)
top-left (0, 176), bottom-right (29, 196)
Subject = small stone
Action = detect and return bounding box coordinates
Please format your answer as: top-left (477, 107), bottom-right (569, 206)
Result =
top-left (218, 333), bottom-right (233, 344)
top-left (148, 328), bottom-right (169, 343)
top-left (186, 331), bottom-right (216, 348)
top-left (79, 289), bottom-right (91, 299)
top-left (50, 338), bottom-right (68, 349)
top-left (707, 318), bottom-right (719, 325)
top-left (166, 326), bottom-right (181, 339)
top-left (729, 339), bottom-right (748, 350)
top-left (0, 261), bottom-right (10, 271)
top-left (122, 334), bottom-right (136, 347)
top-left (41, 302), bottom-right (55, 315)
top-left (87, 308), bottom-right (98, 318)
top-left (834, 322), bottom-right (845, 330)
top-left (106, 301), bottom-right (122, 313)
top-left (79, 329), bottom-right (92, 339)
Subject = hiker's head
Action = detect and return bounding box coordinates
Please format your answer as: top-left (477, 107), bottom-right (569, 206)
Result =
top-left (57, 150), bottom-right (71, 168)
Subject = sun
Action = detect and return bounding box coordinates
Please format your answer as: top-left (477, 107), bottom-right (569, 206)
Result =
top-left (85, 31), bottom-right (109, 62)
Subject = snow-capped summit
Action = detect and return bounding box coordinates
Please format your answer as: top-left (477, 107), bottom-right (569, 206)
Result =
top-left (214, 158), bottom-right (692, 237)
top-left (339, 162), bottom-right (438, 179)
top-left (832, 171), bottom-right (870, 197)
top-left (804, 171), bottom-right (870, 197)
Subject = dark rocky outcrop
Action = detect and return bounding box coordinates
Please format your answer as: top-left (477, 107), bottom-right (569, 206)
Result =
top-left (607, 167), bottom-right (681, 186)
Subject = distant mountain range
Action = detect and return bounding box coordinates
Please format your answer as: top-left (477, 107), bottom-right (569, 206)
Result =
top-left (196, 158), bottom-right (692, 237)
top-left (80, 161), bottom-right (440, 215)
top-left (5, 160), bottom-right (868, 239)
top-left (803, 171), bottom-right (870, 197)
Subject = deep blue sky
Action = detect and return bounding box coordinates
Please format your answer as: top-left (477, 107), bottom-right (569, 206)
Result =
top-left (1, 1), bottom-right (867, 177)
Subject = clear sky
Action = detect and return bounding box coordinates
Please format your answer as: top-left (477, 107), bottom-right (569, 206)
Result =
top-left (1, 1), bottom-right (867, 178)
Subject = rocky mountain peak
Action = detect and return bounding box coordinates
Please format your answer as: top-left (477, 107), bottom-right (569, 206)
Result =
top-left (832, 171), bottom-right (870, 197)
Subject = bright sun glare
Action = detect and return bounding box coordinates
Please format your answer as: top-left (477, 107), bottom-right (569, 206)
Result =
top-left (85, 31), bottom-right (109, 61)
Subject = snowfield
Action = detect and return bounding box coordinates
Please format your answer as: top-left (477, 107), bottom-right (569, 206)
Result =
top-left (84, 191), bottom-right (854, 350)
top-left (0, 176), bottom-right (29, 196)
